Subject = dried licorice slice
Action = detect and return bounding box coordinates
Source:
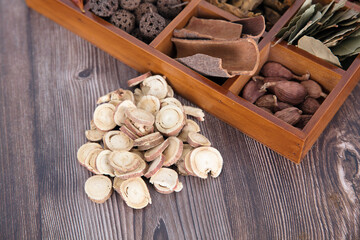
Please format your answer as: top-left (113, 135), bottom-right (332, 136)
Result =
top-left (89, 0), bottom-right (119, 17)
top-left (111, 10), bottom-right (136, 33)
top-left (139, 12), bottom-right (166, 40)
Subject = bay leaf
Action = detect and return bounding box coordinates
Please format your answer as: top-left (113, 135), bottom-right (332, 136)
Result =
top-left (331, 36), bottom-right (360, 56)
top-left (338, 47), bottom-right (360, 61)
top-left (298, 36), bottom-right (341, 66)
top-left (288, 4), bottom-right (317, 43)
top-left (322, 26), bottom-right (357, 43)
top-left (288, 11), bottom-right (322, 44)
top-left (316, 0), bottom-right (347, 32)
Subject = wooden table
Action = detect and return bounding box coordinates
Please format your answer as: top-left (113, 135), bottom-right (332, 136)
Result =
top-left (1, 1), bottom-right (359, 239)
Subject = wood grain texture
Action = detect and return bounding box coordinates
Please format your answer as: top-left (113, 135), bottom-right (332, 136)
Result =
top-left (1, 0), bottom-right (360, 239)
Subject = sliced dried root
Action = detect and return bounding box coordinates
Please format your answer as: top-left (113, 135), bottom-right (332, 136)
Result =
top-left (85, 129), bottom-right (105, 142)
top-left (144, 154), bottom-right (165, 178)
top-left (120, 125), bottom-right (139, 140)
top-left (174, 182), bottom-right (183, 192)
top-left (84, 175), bottom-right (112, 204)
top-left (97, 88), bottom-right (134, 104)
top-left (117, 177), bottom-right (151, 209)
top-left (141, 75), bottom-right (168, 99)
top-left (137, 95), bottom-right (160, 115)
top-left (114, 159), bottom-right (147, 179)
top-left (110, 151), bottom-right (142, 173)
top-left (167, 85), bottom-right (174, 98)
top-left (84, 148), bottom-right (103, 174)
top-left (137, 138), bottom-right (165, 151)
top-left (160, 97), bottom-right (183, 111)
top-left (153, 178), bottom-right (183, 194)
top-left (184, 106), bottom-right (205, 121)
top-left (134, 88), bottom-right (144, 104)
top-left (155, 105), bottom-right (185, 136)
top-left (127, 71), bottom-right (152, 87)
top-left (177, 119), bottom-right (200, 142)
top-left (184, 150), bottom-right (196, 176)
top-left (187, 132), bottom-right (211, 148)
top-left (96, 150), bottom-right (115, 177)
top-left (77, 142), bottom-right (102, 166)
top-left (189, 147), bottom-right (223, 179)
top-left (126, 107), bottom-right (155, 126)
top-left (134, 132), bottom-right (163, 147)
top-left (114, 100), bottom-right (136, 126)
top-left (103, 131), bottom-right (134, 151)
top-left (163, 137), bottom-right (183, 167)
top-left (150, 168), bottom-right (178, 190)
top-left (93, 103), bottom-right (117, 131)
top-left (176, 144), bottom-right (193, 176)
top-left (144, 138), bottom-right (170, 162)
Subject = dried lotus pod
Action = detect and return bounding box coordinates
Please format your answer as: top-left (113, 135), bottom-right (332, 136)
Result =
top-left (120, 125), bottom-right (139, 140)
top-left (144, 138), bottom-right (170, 162)
top-left (187, 132), bottom-right (211, 148)
top-left (103, 131), bottom-right (134, 151)
top-left (134, 88), bottom-right (144, 104)
top-left (114, 100), bottom-right (136, 126)
top-left (127, 71), bottom-right (152, 87)
top-left (114, 160), bottom-right (147, 179)
top-left (274, 107), bottom-right (302, 126)
top-left (93, 103), bottom-right (117, 131)
top-left (137, 95), bottom-right (160, 115)
top-left (300, 80), bottom-right (327, 99)
top-left (167, 85), bottom-right (174, 98)
top-left (144, 154), bottom-right (165, 178)
top-left (150, 168), bottom-right (178, 190)
top-left (137, 138), bottom-right (165, 151)
top-left (141, 75), bottom-right (168, 99)
top-left (84, 175), bottom-right (113, 204)
top-left (126, 107), bottom-right (155, 126)
top-left (178, 119), bottom-right (200, 142)
top-left (160, 97), bottom-right (184, 111)
top-left (184, 106), bottom-right (205, 121)
top-left (77, 142), bottom-right (102, 166)
top-left (134, 132), bottom-right (163, 147)
top-left (117, 177), bottom-right (152, 209)
top-left (84, 148), bottom-right (103, 174)
top-left (109, 151), bottom-right (142, 173)
top-left (155, 105), bottom-right (185, 136)
top-left (163, 137), bottom-right (183, 167)
top-left (95, 150), bottom-right (115, 177)
top-left (189, 147), bottom-right (223, 179)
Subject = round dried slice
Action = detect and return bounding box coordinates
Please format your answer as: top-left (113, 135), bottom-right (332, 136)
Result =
top-left (177, 119), bottom-right (200, 142)
top-left (96, 150), bottom-right (115, 177)
top-left (187, 132), bottom-right (211, 148)
top-left (176, 144), bottom-right (193, 175)
top-left (184, 150), bottom-right (196, 176)
top-left (93, 103), bottom-right (117, 131)
top-left (155, 105), bottom-right (185, 136)
top-left (85, 148), bottom-right (103, 174)
top-left (134, 132), bottom-right (163, 147)
top-left (114, 100), bottom-right (136, 126)
top-left (84, 175), bottom-right (112, 204)
top-left (110, 151), bottom-right (142, 173)
top-left (189, 147), bottom-right (223, 179)
top-left (144, 138), bottom-right (170, 162)
top-left (141, 75), bottom-right (168, 99)
top-left (124, 118), bottom-right (145, 137)
top-left (149, 168), bottom-right (178, 190)
top-left (137, 95), bottom-right (160, 115)
top-left (133, 121), bottom-right (155, 135)
top-left (120, 90), bottom-right (135, 103)
top-left (118, 177), bottom-right (152, 209)
top-left (160, 97), bottom-right (183, 110)
top-left (103, 131), bottom-right (134, 151)
top-left (144, 154), bottom-right (165, 178)
top-left (127, 71), bottom-right (152, 87)
top-left (126, 107), bottom-right (155, 126)
top-left (163, 137), bottom-right (183, 167)
top-left (137, 138), bottom-right (165, 151)
top-left (134, 88), bottom-right (144, 104)
top-left (167, 85), bottom-right (174, 98)
top-left (77, 142), bottom-right (102, 166)
top-left (109, 100), bottom-right (121, 107)
top-left (114, 159), bottom-right (147, 179)
top-left (153, 183), bottom-right (174, 194)
top-left (174, 182), bottom-right (183, 192)
top-left (85, 129), bottom-right (105, 142)
top-left (184, 106), bottom-right (205, 121)
top-left (130, 149), bottom-right (144, 159)
top-left (120, 125), bottom-right (139, 140)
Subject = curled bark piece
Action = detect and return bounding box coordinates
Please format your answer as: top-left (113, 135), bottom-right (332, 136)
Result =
top-left (114, 100), bottom-right (136, 126)
top-left (114, 159), bottom-right (147, 179)
top-left (96, 150), bottom-right (115, 177)
top-left (160, 97), bottom-right (184, 111)
top-left (127, 71), bottom-right (152, 87)
top-left (144, 154), bottom-right (165, 178)
top-left (187, 132), bottom-right (211, 148)
top-left (84, 175), bottom-right (112, 204)
top-left (103, 131), bottom-right (134, 151)
top-left (134, 132), bottom-right (163, 147)
top-left (172, 38), bottom-right (260, 76)
top-left (141, 75), bottom-right (168, 99)
top-left (84, 148), bottom-right (103, 174)
top-left (232, 15), bottom-right (265, 40)
top-left (163, 137), bottom-right (183, 167)
top-left (93, 103), bottom-right (117, 131)
top-left (178, 119), bottom-right (200, 142)
top-left (120, 125), bottom-right (139, 140)
top-left (189, 147), bottom-right (223, 179)
top-left (173, 17), bottom-right (242, 41)
top-left (137, 95), bottom-right (160, 115)
top-left (156, 105), bottom-right (185, 136)
top-left (150, 168), bottom-right (178, 190)
top-left (184, 106), bottom-right (205, 121)
top-left (110, 151), bottom-right (142, 173)
top-left (117, 177), bottom-right (152, 209)
top-left (144, 138), bottom-right (170, 162)
top-left (77, 142), bottom-right (102, 166)
top-left (126, 107), bottom-right (155, 126)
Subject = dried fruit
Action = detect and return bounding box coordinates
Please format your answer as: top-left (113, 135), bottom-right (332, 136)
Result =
top-left (274, 107), bottom-right (302, 125)
top-left (295, 114), bottom-right (313, 129)
top-left (301, 97), bottom-right (320, 114)
top-left (301, 80), bottom-right (327, 99)
top-left (261, 62), bottom-right (310, 81)
top-left (84, 175), bottom-right (112, 204)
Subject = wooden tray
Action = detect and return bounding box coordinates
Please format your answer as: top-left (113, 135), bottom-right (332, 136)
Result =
top-left (25, 0), bottom-right (360, 163)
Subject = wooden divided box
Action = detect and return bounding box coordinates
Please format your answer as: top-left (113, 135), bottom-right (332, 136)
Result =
top-left (25, 0), bottom-right (360, 163)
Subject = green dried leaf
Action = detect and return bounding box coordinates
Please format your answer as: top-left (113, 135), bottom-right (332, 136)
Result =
top-left (298, 36), bottom-right (341, 66)
top-left (323, 26), bottom-right (357, 44)
top-left (338, 47), bottom-right (360, 61)
top-left (331, 36), bottom-right (360, 56)
top-left (317, 0), bottom-right (347, 32)
top-left (288, 11), bottom-right (322, 44)
top-left (288, 4), bottom-right (317, 43)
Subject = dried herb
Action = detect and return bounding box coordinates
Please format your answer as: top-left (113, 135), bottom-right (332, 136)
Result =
top-left (71, 0), bottom-right (85, 13)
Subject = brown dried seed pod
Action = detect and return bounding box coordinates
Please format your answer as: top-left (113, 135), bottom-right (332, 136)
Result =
top-left (116, 177), bottom-right (152, 209)
top-left (300, 97), bottom-right (320, 114)
top-left (189, 147), bottom-right (223, 179)
top-left (141, 75), bottom-right (168, 99)
top-left (95, 150), bottom-right (115, 177)
top-left (259, 107), bottom-right (273, 114)
top-left (273, 101), bottom-right (293, 112)
top-left (144, 138), bottom-right (170, 162)
top-left (103, 131), bottom-right (134, 151)
top-left (184, 106), bottom-right (205, 121)
top-left (255, 94), bottom-right (278, 109)
top-left (77, 142), bottom-right (102, 166)
top-left (266, 81), bottom-right (308, 105)
top-left (93, 103), bottom-right (117, 131)
top-left (187, 132), bottom-right (211, 148)
top-left (114, 100), bottom-right (136, 126)
top-left (85, 175), bottom-right (113, 204)
top-left (295, 114), bottom-right (313, 129)
top-left (156, 105), bottom-right (185, 136)
top-left (126, 107), bottom-right (155, 126)
top-left (274, 107), bottom-right (302, 125)
top-left (178, 119), bottom-right (201, 142)
top-left (137, 95), bottom-right (160, 115)
top-left (110, 151), bottom-right (142, 173)
top-left (301, 80), bottom-right (327, 99)
top-left (144, 154), bottom-right (165, 178)
top-left (163, 137), bottom-right (183, 167)
top-left (241, 78), bottom-right (265, 103)
top-left (150, 168), bottom-right (179, 190)
top-left (261, 62), bottom-right (310, 81)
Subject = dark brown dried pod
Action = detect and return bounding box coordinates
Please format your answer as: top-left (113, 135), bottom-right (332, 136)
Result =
top-left (273, 101), bottom-right (293, 112)
top-left (274, 107), bottom-right (302, 126)
top-left (255, 94), bottom-right (278, 109)
top-left (261, 62), bottom-right (310, 81)
top-left (300, 80), bottom-right (327, 99)
top-left (241, 78), bottom-right (265, 103)
top-left (301, 97), bottom-right (320, 114)
top-left (263, 76), bottom-right (287, 93)
top-left (259, 107), bottom-right (273, 114)
top-left (264, 81), bottom-right (307, 105)
top-left (295, 114), bottom-right (313, 129)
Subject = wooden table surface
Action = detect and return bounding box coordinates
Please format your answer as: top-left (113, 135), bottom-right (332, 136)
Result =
top-left (1, 1), bottom-right (360, 239)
